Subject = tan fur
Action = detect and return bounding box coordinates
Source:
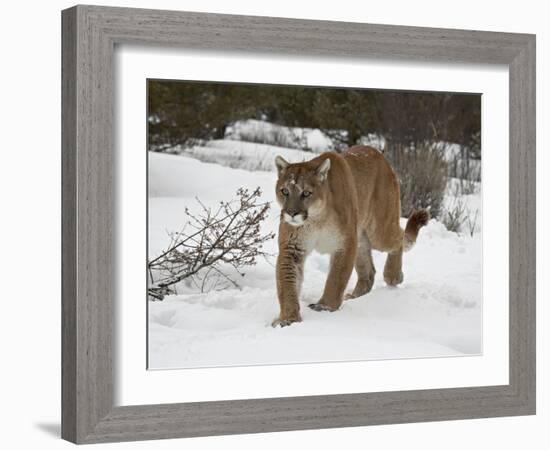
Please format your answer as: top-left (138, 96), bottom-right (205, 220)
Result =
top-left (272, 146), bottom-right (429, 327)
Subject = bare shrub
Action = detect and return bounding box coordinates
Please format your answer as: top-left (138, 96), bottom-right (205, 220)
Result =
top-left (148, 188), bottom-right (275, 300)
top-left (269, 127), bottom-right (297, 148)
top-left (230, 122), bottom-right (311, 150)
top-left (448, 156), bottom-right (481, 183)
top-left (237, 126), bottom-right (272, 145)
top-left (385, 141), bottom-right (448, 219)
top-left (458, 177), bottom-right (479, 195)
top-left (441, 198), bottom-right (468, 233)
top-left (237, 125), bottom-right (294, 148)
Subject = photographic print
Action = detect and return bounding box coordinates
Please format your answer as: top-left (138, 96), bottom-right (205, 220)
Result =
top-left (147, 80), bottom-right (482, 369)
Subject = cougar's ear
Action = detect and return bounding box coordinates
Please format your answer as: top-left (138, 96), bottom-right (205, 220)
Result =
top-left (316, 158), bottom-right (331, 182)
top-left (275, 155), bottom-right (289, 176)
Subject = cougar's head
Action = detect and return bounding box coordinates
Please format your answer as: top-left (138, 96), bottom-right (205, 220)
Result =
top-left (274, 155), bottom-right (331, 227)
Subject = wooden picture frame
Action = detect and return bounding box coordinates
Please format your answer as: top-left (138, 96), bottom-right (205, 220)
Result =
top-left (61, 5), bottom-right (536, 444)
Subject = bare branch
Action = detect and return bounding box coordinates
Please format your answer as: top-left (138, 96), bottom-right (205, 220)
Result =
top-left (148, 187), bottom-right (275, 300)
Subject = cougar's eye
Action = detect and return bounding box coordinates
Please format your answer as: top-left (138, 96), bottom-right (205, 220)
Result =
top-left (302, 190), bottom-right (312, 198)
top-left (281, 188), bottom-right (289, 196)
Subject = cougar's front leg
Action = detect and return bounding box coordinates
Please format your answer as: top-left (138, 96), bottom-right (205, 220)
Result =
top-left (273, 237), bottom-right (305, 327)
top-left (309, 238), bottom-right (356, 312)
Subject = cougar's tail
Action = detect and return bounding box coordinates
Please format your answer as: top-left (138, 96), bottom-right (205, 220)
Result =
top-left (403, 209), bottom-right (430, 252)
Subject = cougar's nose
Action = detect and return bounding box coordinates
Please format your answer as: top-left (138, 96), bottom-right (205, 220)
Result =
top-left (287, 209), bottom-right (299, 217)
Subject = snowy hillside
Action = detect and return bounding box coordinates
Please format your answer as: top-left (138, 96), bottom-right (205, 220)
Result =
top-left (148, 149), bottom-right (482, 369)
top-left (164, 119), bottom-right (387, 172)
top-left (171, 139), bottom-right (316, 172)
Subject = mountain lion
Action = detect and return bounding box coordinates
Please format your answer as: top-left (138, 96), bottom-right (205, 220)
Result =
top-left (273, 145), bottom-right (429, 327)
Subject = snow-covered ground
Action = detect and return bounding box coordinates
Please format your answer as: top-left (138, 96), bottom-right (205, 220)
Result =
top-left (148, 145), bottom-right (482, 370)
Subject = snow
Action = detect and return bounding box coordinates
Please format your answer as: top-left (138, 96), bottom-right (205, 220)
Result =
top-left (148, 146), bottom-right (482, 370)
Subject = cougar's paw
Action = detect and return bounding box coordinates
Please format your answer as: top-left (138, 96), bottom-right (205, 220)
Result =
top-left (347, 275), bottom-right (375, 299)
top-left (271, 317), bottom-right (300, 328)
top-left (308, 302), bottom-right (337, 312)
top-left (384, 270), bottom-right (404, 286)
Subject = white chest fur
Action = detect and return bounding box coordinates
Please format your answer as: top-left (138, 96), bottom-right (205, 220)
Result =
top-left (303, 223), bottom-right (344, 255)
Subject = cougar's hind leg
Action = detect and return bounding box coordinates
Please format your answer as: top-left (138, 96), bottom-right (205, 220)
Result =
top-left (346, 231), bottom-right (376, 299)
top-left (383, 246), bottom-right (404, 286)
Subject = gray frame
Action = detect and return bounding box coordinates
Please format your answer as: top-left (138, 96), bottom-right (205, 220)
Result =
top-left (62, 4), bottom-right (536, 444)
